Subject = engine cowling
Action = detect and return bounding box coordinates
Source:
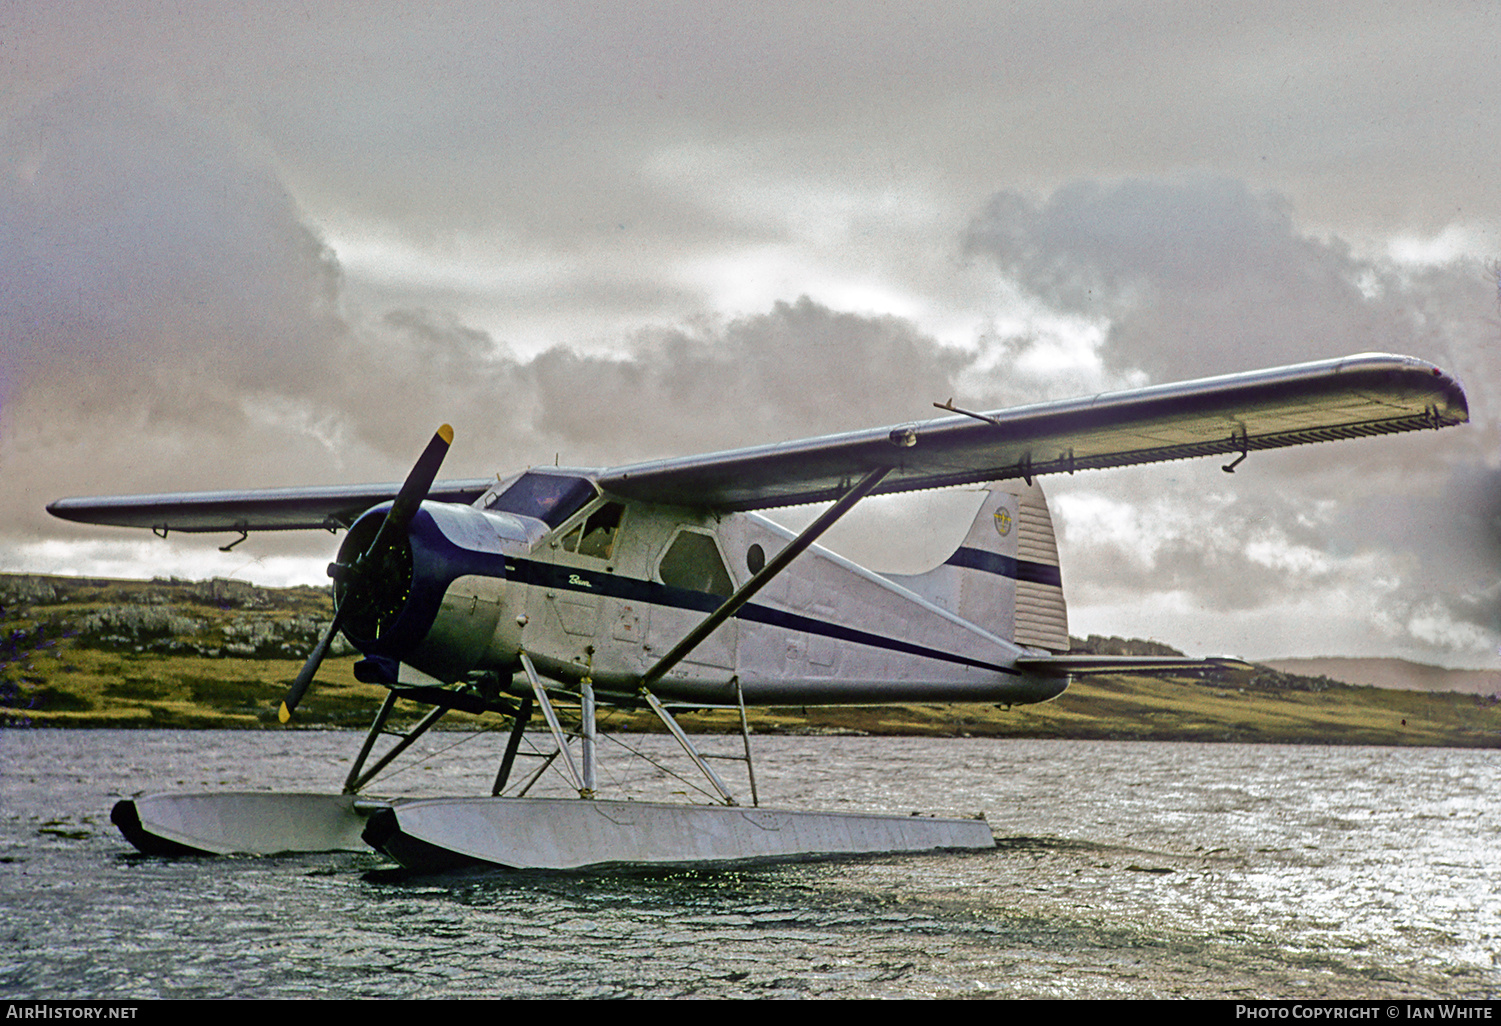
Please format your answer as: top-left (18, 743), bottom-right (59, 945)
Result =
top-left (335, 501), bottom-right (536, 683)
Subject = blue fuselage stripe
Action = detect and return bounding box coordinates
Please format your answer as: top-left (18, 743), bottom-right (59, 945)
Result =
top-left (944, 547), bottom-right (1062, 587)
top-left (501, 556), bottom-right (1019, 676)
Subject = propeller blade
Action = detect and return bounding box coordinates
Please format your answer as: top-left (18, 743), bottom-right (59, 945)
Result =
top-left (361, 424), bottom-right (454, 560)
top-left (277, 424), bottom-right (454, 723)
top-left (279, 606), bottom-right (348, 723)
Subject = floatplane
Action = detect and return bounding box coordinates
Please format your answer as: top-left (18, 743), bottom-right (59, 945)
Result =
top-left (50, 353), bottom-right (1467, 871)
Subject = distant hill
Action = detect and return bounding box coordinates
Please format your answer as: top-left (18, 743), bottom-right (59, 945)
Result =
top-left (1262, 657), bottom-right (1500, 696)
top-left (2, 573), bottom-right (1497, 746)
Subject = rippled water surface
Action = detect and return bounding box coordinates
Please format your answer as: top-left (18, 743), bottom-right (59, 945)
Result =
top-left (2, 729), bottom-right (1496, 999)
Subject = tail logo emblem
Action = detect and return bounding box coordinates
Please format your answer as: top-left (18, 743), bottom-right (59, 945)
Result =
top-left (993, 508), bottom-right (1013, 536)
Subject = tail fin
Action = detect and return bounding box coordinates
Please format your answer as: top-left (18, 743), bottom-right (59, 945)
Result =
top-left (885, 481), bottom-right (1069, 652)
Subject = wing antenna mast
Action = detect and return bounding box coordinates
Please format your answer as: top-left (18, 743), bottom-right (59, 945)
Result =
top-left (935, 399), bottom-right (1035, 481)
top-left (933, 398), bottom-right (1002, 427)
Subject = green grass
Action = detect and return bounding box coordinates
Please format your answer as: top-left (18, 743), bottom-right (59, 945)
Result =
top-left (2, 572), bottom-right (1497, 746)
top-left (10, 649), bottom-right (1497, 747)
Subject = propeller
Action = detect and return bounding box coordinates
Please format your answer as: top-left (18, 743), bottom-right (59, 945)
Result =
top-left (279, 424), bottom-right (454, 724)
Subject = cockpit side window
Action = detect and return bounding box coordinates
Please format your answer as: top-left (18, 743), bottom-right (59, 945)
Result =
top-left (560, 502), bottom-right (625, 560)
top-left (658, 530), bottom-right (733, 598)
top-left (484, 473), bottom-right (596, 528)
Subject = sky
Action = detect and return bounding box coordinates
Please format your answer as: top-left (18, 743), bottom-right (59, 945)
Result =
top-left (2, 2), bottom-right (1499, 667)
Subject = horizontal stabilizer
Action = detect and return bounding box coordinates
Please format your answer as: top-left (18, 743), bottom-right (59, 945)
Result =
top-left (1016, 654), bottom-right (1255, 677)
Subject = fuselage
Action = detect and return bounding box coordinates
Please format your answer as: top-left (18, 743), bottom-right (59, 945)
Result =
top-left (337, 468), bottom-right (1068, 709)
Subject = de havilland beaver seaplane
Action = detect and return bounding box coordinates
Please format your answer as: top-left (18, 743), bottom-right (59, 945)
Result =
top-left (50, 352), bottom-right (1467, 871)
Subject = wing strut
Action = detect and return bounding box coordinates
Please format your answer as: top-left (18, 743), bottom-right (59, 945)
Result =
top-left (639, 466), bottom-right (892, 690)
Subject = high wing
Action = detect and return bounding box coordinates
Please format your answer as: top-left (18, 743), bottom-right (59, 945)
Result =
top-left (48, 352), bottom-right (1466, 532)
top-left (47, 479), bottom-right (497, 534)
top-left (599, 353), bottom-right (1467, 510)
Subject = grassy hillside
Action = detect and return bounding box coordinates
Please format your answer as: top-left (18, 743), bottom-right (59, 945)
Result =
top-left (2, 573), bottom-right (1497, 747)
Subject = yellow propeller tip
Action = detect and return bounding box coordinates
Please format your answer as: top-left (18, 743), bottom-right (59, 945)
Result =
top-left (278, 702), bottom-right (292, 724)
top-left (438, 424), bottom-right (454, 444)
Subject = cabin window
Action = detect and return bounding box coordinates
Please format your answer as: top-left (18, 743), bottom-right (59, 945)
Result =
top-left (484, 473), bottom-right (595, 528)
top-left (659, 531), bottom-right (733, 598)
top-left (747, 544), bottom-right (766, 575)
top-left (561, 502), bottom-right (624, 560)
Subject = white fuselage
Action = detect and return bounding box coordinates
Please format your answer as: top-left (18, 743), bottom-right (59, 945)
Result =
top-left (385, 482), bottom-right (1067, 708)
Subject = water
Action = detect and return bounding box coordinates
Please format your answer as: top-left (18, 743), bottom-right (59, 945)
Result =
top-left (1, 729), bottom-right (1496, 998)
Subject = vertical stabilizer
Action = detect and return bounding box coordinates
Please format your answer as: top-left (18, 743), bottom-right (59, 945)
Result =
top-left (885, 481), bottom-right (1069, 652)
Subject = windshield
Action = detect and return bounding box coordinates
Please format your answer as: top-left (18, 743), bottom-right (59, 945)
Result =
top-left (483, 472), bottom-right (596, 528)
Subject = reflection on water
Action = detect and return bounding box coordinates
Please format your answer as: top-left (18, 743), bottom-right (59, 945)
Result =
top-left (1, 730), bottom-right (1496, 998)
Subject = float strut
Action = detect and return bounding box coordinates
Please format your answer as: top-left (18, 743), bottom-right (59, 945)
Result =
top-left (640, 688), bottom-right (738, 806)
top-left (343, 691), bottom-right (399, 793)
top-left (580, 675), bottom-right (597, 797)
top-left (492, 694), bottom-right (534, 796)
top-left (735, 677), bottom-right (759, 807)
top-left (344, 698), bottom-right (452, 794)
top-left (519, 651), bottom-right (588, 797)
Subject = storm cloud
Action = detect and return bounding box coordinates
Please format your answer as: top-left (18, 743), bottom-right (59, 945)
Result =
top-left (3, 4), bottom-right (1499, 667)
top-left (963, 177), bottom-right (1499, 661)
